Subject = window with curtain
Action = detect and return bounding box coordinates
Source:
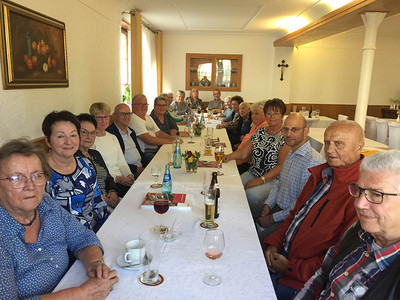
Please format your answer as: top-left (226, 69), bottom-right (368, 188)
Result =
top-left (142, 26), bottom-right (157, 113)
top-left (120, 27), bottom-right (131, 104)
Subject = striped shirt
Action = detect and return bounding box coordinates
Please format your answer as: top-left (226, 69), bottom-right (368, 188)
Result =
top-left (283, 168), bottom-right (333, 253)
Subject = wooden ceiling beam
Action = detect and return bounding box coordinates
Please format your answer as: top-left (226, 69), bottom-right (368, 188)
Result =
top-left (274, 0), bottom-right (400, 47)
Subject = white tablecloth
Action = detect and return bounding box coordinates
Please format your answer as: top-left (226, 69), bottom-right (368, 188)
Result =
top-left (284, 115), bottom-right (336, 128)
top-left (54, 128), bottom-right (276, 299)
top-left (308, 127), bottom-right (389, 154)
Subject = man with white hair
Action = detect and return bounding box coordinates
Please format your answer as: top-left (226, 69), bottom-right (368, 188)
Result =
top-left (264, 120), bottom-right (365, 299)
top-left (295, 150), bottom-right (400, 300)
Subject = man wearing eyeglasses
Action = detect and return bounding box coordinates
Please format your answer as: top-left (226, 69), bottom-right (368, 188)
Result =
top-left (106, 103), bottom-right (144, 178)
top-left (250, 113), bottom-right (325, 242)
top-left (264, 120), bottom-right (364, 300)
top-left (129, 94), bottom-right (176, 166)
top-left (295, 150), bottom-right (400, 300)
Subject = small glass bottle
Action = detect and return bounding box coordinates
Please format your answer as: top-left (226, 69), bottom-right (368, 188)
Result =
top-left (162, 164), bottom-right (172, 193)
top-left (173, 132), bottom-right (182, 169)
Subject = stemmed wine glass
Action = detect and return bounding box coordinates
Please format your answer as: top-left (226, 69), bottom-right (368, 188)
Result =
top-left (202, 229), bottom-right (225, 286)
top-left (153, 193), bottom-right (169, 234)
top-left (150, 166), bottom-right (162, 188)
top-left (188, 126), bottom-right (195, 144)
top-left (214, 144), bottom-right (224, 176)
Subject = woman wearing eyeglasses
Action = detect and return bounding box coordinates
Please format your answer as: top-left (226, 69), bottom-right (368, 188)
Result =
top-left (89, 102), bottom-right (135, 197)
top-left (223, 98), bottom-right (291, 204)
top-left (42, 110), bottom-right (109, 232)
top-left (75, 113), bottom-right (120, 208)
top-left (150, 95), bottom-right (189, 137)
top-left (0, 138), bottom-right (118, 299)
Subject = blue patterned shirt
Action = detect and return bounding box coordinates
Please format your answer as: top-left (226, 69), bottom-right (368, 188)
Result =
top-left (45, 156), bottom-right (109, 231)
top-left (265, 141), bottom-right (325, 222)
top-left (0, 194), bottom-right (102, 299)
top-left (295, 223), bottom-right (400, 299)
top-left (248, 127), bottom-right (286, 177)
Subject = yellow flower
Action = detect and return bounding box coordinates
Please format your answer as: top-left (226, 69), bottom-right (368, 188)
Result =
top-left (188, 157), bottom-right (193, 163)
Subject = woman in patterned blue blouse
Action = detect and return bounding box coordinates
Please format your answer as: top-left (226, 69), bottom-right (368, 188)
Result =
top-left (0, 139), bottom-right (118, 299)
top-left (42, 110), bottom-right (109, 232)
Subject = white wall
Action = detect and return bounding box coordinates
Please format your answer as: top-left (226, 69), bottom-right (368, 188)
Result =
top-left (289, 21), bottom-right (400, 105)
top-left (0, 0), bottom-right (129, 143)
top-left (162, 32), bottom-right (277, 103)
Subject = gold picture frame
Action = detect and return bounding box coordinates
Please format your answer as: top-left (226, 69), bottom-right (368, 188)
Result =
top-left (0, 0), bottom-right (68, 89)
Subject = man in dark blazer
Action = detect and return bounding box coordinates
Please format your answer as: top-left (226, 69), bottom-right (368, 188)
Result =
top-left (106, 103), bottom-right (145, 176)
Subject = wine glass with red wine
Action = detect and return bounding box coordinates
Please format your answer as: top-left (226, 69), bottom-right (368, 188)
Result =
top-left (202, 229), bottom-right (225, 286)
top-left (153, 193), bottom-right (170, 234)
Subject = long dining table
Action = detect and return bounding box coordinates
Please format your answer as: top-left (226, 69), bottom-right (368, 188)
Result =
top-left (54, 126), bottom-right (276, 299)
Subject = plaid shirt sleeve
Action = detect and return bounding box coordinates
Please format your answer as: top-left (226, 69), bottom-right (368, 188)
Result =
top-left (294, 243), bottom-right (338, 299)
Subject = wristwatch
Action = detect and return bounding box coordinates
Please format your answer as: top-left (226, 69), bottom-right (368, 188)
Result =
top-left (261, 176), bottom-right (266, 184)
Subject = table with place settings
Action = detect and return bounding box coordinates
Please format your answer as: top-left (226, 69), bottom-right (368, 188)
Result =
top-left (54, 126), bottom-right (276, 299)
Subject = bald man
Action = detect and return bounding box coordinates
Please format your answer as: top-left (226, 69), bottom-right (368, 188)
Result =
top-left (263, 120), bottom-right (365, 300)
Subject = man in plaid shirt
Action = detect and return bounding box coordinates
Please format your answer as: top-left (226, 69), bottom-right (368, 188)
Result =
top-left (295, 150), bottom-right (400, 300)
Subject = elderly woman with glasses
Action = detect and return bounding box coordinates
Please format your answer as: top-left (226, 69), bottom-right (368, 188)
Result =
top-left (223, 98), bottom-right (291, 204)
top-left (43, 110), bottom-right (109, 232)
top-left (150, 95), bottom-right (189, 137)
top-left (0, 139), bottom-right (119, 299)
top-left (75, 113), bottom-right (120, 208)
top-left (89, 102), bottom-right (135, 197)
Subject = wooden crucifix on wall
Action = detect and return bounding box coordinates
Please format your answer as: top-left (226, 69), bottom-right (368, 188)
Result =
top-left (277, 60), bottom-right (289, 81)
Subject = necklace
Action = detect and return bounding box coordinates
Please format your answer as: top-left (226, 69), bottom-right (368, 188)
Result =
top-left (18, 209), bottom-right (38, 227)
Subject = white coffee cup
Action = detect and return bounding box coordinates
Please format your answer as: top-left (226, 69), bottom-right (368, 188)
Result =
top-left (124, 240), bottom-right (145, 265)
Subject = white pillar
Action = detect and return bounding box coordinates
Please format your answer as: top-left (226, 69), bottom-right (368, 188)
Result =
top-left (354, 12), bottom-right (386, 129)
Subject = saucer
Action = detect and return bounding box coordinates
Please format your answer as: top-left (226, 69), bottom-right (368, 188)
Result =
top-left (117, 255), bottom-right (142, 271)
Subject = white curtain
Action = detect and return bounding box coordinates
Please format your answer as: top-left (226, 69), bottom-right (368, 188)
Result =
top-left (142, 26), bottom-right (157, 113)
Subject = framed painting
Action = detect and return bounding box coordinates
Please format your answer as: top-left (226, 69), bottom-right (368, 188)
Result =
top-left (0, 0), bottom-right (68, 89)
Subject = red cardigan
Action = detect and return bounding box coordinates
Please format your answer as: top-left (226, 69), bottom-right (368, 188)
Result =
top-left (263, 157), bottom-right (363, 291)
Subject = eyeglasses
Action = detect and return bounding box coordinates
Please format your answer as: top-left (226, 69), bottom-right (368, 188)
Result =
top-left (117, 112), bottom-right (133, 117)
top-left (283, 127), bottom-right (305, 133)
top-left (95, 115), bottom-right (110, 121)
top-left (155, 104), bottom-right (167, 107)
top-left (80, 129), bottom-right (97, 137)
top-left (132, 103), bottom-right (148, 107)
top-left (0, 173), bottom-right (47, 189)
top-left (348, 183), bottom-right (400, 204)
top-left (266, 112), bottom-right (282, 117)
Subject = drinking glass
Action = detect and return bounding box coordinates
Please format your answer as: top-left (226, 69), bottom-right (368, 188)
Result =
top-left (139, 231), bottom-right (165, 286)
top-left (202, 229), bottom-right (225, 286)
top-left (150, 166), bottom-right (162, 188)
top-left (188, 126), bottom-right (195, 144)
top-left (168, 152), bottom-right (174, 166)
top-left (201, 171), bottom-right (212, 195)
top-left (214, 144), bottom-right (224, 176)
top-left (153, 193), bottom-right (169, 234)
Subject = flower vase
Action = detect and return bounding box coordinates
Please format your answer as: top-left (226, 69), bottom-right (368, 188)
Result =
top-left (185, 157), bottom-right (199, 173)
top-left (193, 127), bottom-right (203, 137)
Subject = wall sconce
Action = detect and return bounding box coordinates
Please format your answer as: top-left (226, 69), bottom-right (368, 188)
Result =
top-left (277, 60), bottom-right (289, 81)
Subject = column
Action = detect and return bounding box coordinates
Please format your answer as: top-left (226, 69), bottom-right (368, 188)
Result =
top-left (354, 12), bottom-right (386, 129)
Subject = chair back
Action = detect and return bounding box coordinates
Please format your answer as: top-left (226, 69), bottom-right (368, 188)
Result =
top-left (365, 116), bottom-right (377, 140)
top-left (388, 122), bottom-right (400, 150)
top-left (338, 114), bottom-right (349, 121)
top-left (376, 119), bottom-right (388, 145)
